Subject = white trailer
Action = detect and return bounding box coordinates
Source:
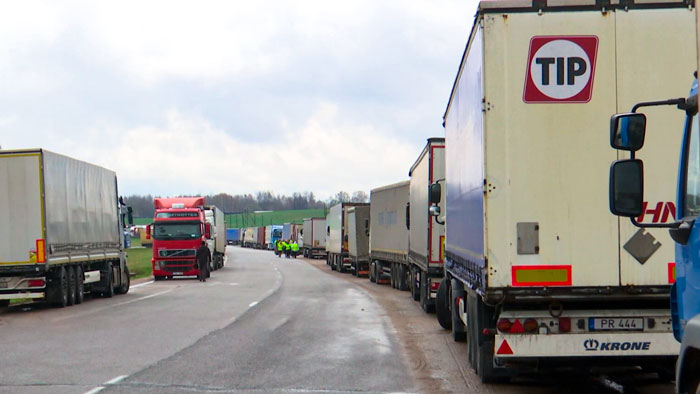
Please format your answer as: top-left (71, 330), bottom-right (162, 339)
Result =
top-left (0, 149), bottom-right (132, 308)
top-left (435, 0), bottom-right (694, 381)
top-left (408, 138), bottom-right (445, 313)
top-left (204, 206), bottom-right (226, 270)
top-left (302, 217), bottom-right (327, 258)
top-left (243, 226), bottom-right (258, 248)
top-left (347, 205), bottom-right (371, 277)
top-left (326, 202), bottom-right (369, 272)
top-left (368, 181), bottom-right (410, 289)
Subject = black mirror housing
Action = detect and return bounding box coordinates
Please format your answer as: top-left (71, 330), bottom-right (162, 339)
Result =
top-left (429, 183), bottom-right (441, 205)
top-left (610, 113), bottom-right (646, 151)
top-left (609, 159), bottom-right (644, 217)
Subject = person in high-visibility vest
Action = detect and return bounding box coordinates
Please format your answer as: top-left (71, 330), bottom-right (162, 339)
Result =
top-left (284, 240), bottom-right (291, 258)
top-left (290, 241), bottom-right (299, 258)
top-left (277, 240), bottom-right (285, 258)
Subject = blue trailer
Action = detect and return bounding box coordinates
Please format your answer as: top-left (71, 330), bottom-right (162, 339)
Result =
top-left (226, 228), bottom-right (240, 245)
top-left (608, 80), bottom-right (700, 393)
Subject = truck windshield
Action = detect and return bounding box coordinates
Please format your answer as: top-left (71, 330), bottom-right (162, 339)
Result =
top-left (153, 222), bottom-right (201, 240)
top-left (684, 114), bottom-right (700, 217)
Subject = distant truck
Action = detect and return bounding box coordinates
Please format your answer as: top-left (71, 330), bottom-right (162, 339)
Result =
top-left (408, 139), bottom-right (445, 313)
top-left (265, 225), bottom-right (283, 249)
top-left (347, 205), bottom-right (371, 276)
top-left (242, 227), bottom-right (258, 248)
top-left (326, 202), bottom-right (369, 272)
top-left (282, 223), bottom-right (302, 242)
top-left (256, 226), bottom-right (267, 249)
top-left (226, 228), bottom-right (240, 245)
top-left (433, 0), bottom-right (693, 381)
top-left (204, 206), bottom-right (226, 270)
top-left (369, 181), bottom-right (410, 288)
top-left (0, 149), bottom-right (132, 307)
top-left (148, 197), bottom-right (211, 280)
top-left (302, 218), bottom-right (327, 258)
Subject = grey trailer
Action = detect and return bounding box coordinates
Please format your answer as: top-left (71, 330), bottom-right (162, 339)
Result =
top-left (326, 202), bottom-right (369, 272)
top-left (302, 217), bottom-right (327, 258)
top-left (368, 181), bottom-right (410, 288)
top-left (347, 206), bottom-right (370, 276)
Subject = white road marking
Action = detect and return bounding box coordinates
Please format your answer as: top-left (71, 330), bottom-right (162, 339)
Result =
top-left (104, 375), bottom-right (128, 385)
top-left (228, 282), bottom-right (239, 286)
top-left (131, 280), bottom-right (154, 289)
top-left (53, 289), bottom-right (175, 322)
top-left (249, 301), bottom-right (258, 308)
top-left (114, 289), bottom-right (174, 307)
top-left (82, 387), bottom-right (104, 394)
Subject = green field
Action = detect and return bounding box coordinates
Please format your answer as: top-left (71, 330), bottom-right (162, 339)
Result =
top-left (126, 237), bottom-right (153, 280)
top-left (133, 208), bottom-right (328, 228)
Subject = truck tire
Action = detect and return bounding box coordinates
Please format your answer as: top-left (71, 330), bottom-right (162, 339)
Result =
top-left (0, 300), bottom-right (9, 308)
top-left (436, 278), bottom-right (451, 330)
top-left (51, 266), bottom-right (68, 308)
top-left (469, 291), bottom-right (505, 383)
top-left (116, 265), bottom-right (130, 295)
top-left (102, 263), bottom-right (114, 298)
top-left (398, 265), bottom-right (408, 291)
top-left (75, 265), bottom-right (84, 304)
top-left (411, 267), bottom-right (420, 301)
top-left (467, 291), bottom-right (477, 370)
top-left (369, 262), bottom-right (376, 282)
top-left (66, 265), bottom-right (76, 306)
top-left (450, 279), bottom-right (466, 341)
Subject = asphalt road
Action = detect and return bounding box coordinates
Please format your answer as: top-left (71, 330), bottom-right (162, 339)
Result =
top-left (0, 247), bottom-right (676, 394)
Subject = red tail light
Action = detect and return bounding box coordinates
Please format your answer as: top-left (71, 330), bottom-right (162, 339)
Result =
top-left (497, 318), bottom-right (512, 332)
top-left (28, 279), bottom-right (45, 287)
top-left (523, 318), bottom-right (538, 333)
top-left (559, 317), bottom-right (571, 333)
top-left (430, 281), bottom-right (440, 291)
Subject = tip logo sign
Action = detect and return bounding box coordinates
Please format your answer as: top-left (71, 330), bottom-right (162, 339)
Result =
top-left (523, 36), bottom-right (599, 103)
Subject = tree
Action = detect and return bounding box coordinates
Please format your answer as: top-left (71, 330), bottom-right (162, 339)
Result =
top-left (351, 190), bottom-right (368, 203)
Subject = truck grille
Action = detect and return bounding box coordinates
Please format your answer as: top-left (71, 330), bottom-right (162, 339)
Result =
top-left (158, 249), bottom-right (196, 258)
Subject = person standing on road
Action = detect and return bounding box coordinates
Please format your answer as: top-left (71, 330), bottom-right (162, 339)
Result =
top-left (196, 241), bottom-right (211, 282)
top-left (290, 240), bottom-right (299, 258)
top-left (278, 240), bottom-right (286, 258)
top-left (284, 240), bottom-right (291, 258)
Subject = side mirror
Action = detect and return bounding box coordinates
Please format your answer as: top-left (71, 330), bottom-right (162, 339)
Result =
top-left (364, 218), bottom-right (370, 236)
top-left (145, 224), bottom-right (151, 239)
top-left (429, 205), bottom-right (441, 217)
top-left (610, 113), bottom-right (646, 151)
top-left (609, 159), bottom-right (644, 217)
top-left (205, 223), bottom-right (211, 239)
top-left (327, 226), bottom-right (330, 235)
top-left (344, 234), bottom-right (348, 242)
top-left (127, 207), bottom-right (134, 226)
top-left (405, 203), bottom-right (410, 230)
top-left (429, 183), bottom-right (441, 205)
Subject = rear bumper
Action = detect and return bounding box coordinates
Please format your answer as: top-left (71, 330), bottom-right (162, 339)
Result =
top-left (494, 332), bottom-right (679, 359)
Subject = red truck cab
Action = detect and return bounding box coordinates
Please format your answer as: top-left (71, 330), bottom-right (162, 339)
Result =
top-left (148, 197), bottom-right (210, 280)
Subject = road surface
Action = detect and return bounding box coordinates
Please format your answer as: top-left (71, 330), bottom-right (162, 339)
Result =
top-left (0, 247), bottom-right (675, 393)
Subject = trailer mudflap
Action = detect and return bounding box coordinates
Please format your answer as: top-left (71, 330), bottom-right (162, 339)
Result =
top-left (494, 332), bottom-right (679, 358)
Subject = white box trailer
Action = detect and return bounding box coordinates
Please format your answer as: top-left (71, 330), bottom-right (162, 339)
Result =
top-left (243, 226), bottom-right (258, 248)
top-left (204, 206), bottom-right (226, 270)
top-left (368, 181), bottom-right (410, 288)
top-left (302, 217), bottom-right (327, 258)
top-left (326, 202), bottom-right (369, 272)
top-left (347, 205), bottom-right (371, 276)
top-left (408, 139), bottom-right (445, 312)
top-left (0, 149), bottom-right (132, 308)
top-left (436, 0), bottom-right (694, 381)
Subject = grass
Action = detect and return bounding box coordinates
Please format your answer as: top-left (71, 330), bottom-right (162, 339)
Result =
top-left (126, 237), bottom-right (153, 280)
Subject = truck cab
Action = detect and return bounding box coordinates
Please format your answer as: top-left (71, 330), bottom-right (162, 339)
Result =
top-left (609, 82), bottom-right (700, 393)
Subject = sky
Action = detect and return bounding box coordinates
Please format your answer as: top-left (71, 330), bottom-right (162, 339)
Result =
top-left (0, 1), bottom-right (479, 199)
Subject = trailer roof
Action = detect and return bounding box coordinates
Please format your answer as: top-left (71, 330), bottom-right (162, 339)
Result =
top-left (409, 138), bottom-right (445, 177)
top-left (370, 180), bottom-right (410, 194)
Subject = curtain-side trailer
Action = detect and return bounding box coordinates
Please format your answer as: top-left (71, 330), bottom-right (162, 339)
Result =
top-left (369, 181), bottom-right (410, 289)
top-left (0, 149), bottom-right (132, 308)
top-left (435, 0), bottom-right (694, 381)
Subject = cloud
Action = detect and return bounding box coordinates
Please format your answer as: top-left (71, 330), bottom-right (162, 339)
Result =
top-left (49, 104), bottom-right (416, 199)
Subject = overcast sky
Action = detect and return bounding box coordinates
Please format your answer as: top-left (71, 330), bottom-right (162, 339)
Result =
top-left (0, 1), bottom-right (478, 199)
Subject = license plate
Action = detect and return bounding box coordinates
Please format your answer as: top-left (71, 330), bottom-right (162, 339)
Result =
top-left (590, 317), bottom-right (644, 331)
top-left (172, 272), bottom-right (183, 276)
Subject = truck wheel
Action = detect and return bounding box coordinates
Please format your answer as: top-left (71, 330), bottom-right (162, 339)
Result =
top-left (154, 275), bottom-right (164, 281)
top-left (398, 265), bottom-right (408, 291)
top-left (411, 267), bottom-right (420, 301)
top-left (102, 263), bottom-right (114, 298)
top-left (75, 265), bottom-right (84, 304)
top-left (52, 266), bottom-right (68, 308)
top-left (471, 292), bottom-right (505, 383)
top-left (436, 278), bottom-right (452, 330)
top-left (467, 292), bottom-right (477, 370)
top-left (0, 300), bottom-right (9, 308)
top-left (116, 265), bottom-right (130, 295)
top-left (66, 265), bottom-right (76, 306)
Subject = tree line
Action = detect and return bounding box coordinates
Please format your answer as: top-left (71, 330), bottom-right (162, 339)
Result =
top-left (124, 190), bottom-right (369, 218)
